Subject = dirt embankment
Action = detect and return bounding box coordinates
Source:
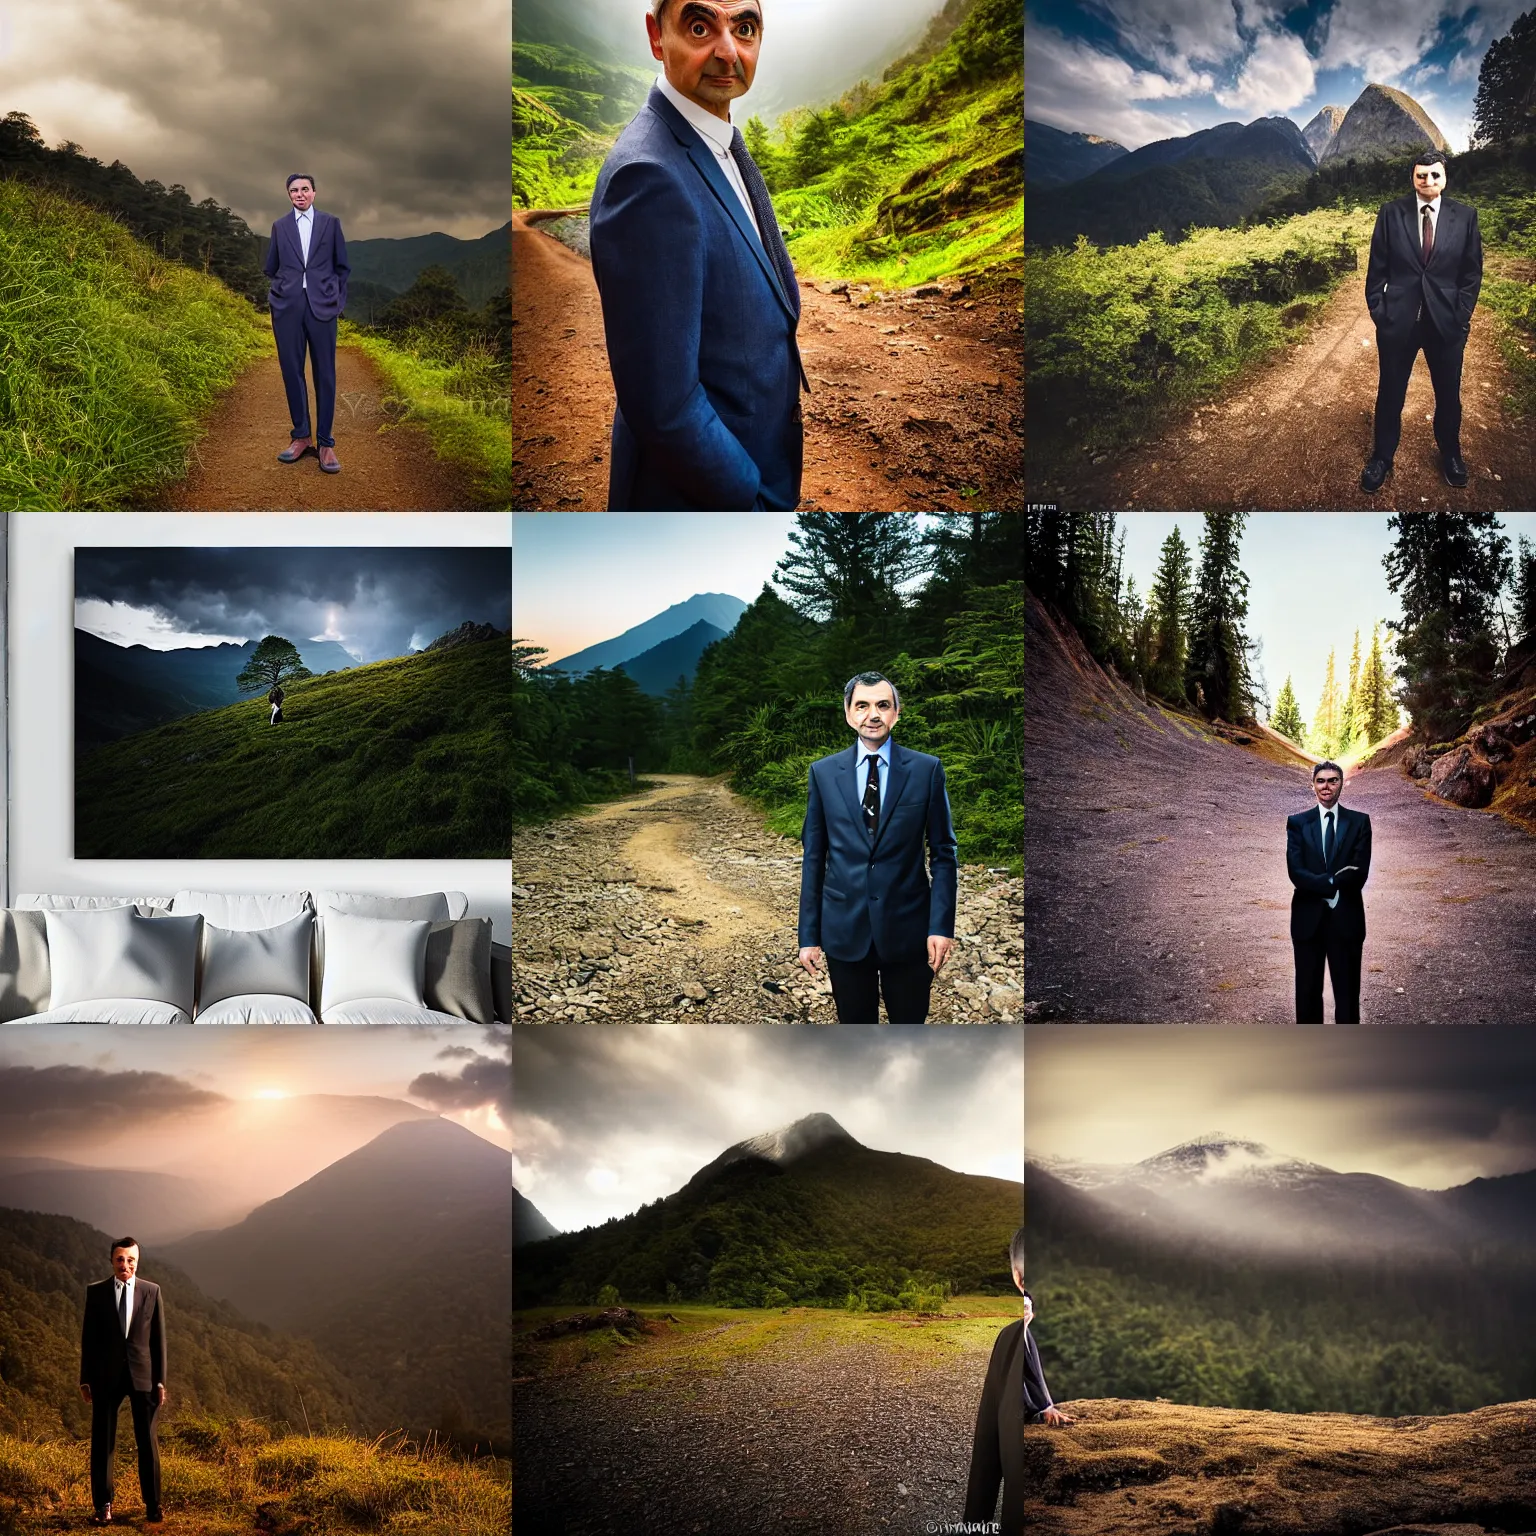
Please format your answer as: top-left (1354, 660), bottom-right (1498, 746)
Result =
top-left (163, 346), bottom-right (477, 510)
top-left (512, 774), bottom-right (1023, 1022)
top-left (1038, 254), bottom-right (1536, 512)
top-left (1021, 1397), bottom-right (1536, 1535)
top-left (1024, 596), bottom-right (1536, 1024)
top-left (512, 210), bottom-right (1022, 511)
top-left (515, 1309), bottom-right (1001, 1536)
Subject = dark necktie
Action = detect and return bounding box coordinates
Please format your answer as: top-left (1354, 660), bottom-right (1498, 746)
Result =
top-left (862, 754), bottom-right (880, 836)
top-left (729, 127), bottom-right (800, 319)
top-left (1324, 810), bottom-right (1335, 870)
top-left (119, 1283), bottom-right (129, 1336)
top-left (1422, 205), bottom-right (1434, 264)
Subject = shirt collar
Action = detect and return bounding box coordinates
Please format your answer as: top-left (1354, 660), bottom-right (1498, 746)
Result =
top-left (1416, 194), bottom-right (1440, 212)
top-left (294, 206), bottom-right (312, 222)
top-left (657, 72), bottom-right (735, 155)
top-left (859, 737), bottom-right (892, 767)
top-left (1319, 802), bottom-right (1339, 819)
top-left (115, 1276), bottom-right (133, 1289)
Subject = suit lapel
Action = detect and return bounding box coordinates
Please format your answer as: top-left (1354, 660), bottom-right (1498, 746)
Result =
top-left (872, 744), bottom-right (910, 849)
top-left (838, 744), bottom-right (865, 832)
top-left (1304, 807), bottom-right (1323, 870)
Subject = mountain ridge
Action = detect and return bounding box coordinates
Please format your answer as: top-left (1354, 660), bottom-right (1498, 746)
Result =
top-left (549, 592), bottom-right (748, 674)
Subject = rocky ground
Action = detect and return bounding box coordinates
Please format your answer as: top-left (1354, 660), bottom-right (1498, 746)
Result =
top-left (1022, 1397), bottom-right (1536, 1535)
top-left (514, 1307), bottom-right (1003, 1536)
top-left (512, 775), bottom-right (1022, 1023)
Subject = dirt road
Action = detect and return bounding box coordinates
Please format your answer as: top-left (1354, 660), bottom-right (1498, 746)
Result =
top-left (1025, 598), bottom-right (1536, 1024)
top-left (512, 774), bottom-right (1023, 1023)
top-left (162, 346), bottom-right (475, 510)
top-left (1048, 255), bottom-right (1536, 511)
top-left (511, 210), bottom-right (1022, 512)
top-left (515, 1309), bottom-right (1001, 1536)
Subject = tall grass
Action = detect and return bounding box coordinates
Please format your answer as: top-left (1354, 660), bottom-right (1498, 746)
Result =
top-left (346, 324), bottom-right (511, 509)
top-left (0, 181), bottom-right (270, 509)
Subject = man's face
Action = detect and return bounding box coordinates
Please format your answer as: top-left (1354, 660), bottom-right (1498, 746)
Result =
top-left (845, 682), bottom-right (899, 747)
top-left (1413, 161), bottom-right (1446, 202)
top-left (287, 178), bottom-right (315, 211)
top-left (1313, 768), bottom-right (1342, 808)
top-left (112, 1246), bottom-right (139, 1280)
top-left (647, 1), bottom-right (762, 119)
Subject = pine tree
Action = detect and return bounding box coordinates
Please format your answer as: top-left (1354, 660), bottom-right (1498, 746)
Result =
top-left (1360, 622), bottom-right (1400, 745)
top-left (774, 513), bottom-right (923, 625)
top-left (1471, 8), bottom-right (1536, 147)
top-left (1270, 674), bottom-right (1306, 745)
top-left (1513, 535), bottom-right (1536, 647)
top-left (1339, 628), bottom-right (1363, 754)
top-left (1186, 512), bottom-right (1254, 720)
top-left (1310, 648), bottom-right (1342, 757)
top-left (1146, 525), bottom-right (1193, 704)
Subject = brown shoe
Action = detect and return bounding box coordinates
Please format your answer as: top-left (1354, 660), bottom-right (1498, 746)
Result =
top-left (318, 445), bottom-right (341, 473)
top-left (278, 438), bottom-right (313, 463)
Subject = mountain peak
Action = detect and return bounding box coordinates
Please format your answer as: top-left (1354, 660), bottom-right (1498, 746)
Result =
top-left (1136, 1134), bottom-right (1334, 1184)
top-left (1319, 82), bottom-right (1447, 167)
top-left (689, 1112), bottom-right (861, 1187)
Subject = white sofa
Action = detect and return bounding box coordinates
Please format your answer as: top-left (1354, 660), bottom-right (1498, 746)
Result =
top-left (0, 890), bottom-right (511, 1025)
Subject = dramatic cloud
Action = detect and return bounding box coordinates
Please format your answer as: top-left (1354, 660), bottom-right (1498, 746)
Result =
top-left (75, 547), bottom-right (510, 662)
top-left (0, 0), bottom-right (508, 239)
top-left (410, 1027), bottom-right (511, 1118)
top-left (1214, 29), bottom-right (1316, 113)
top-left (512, 1025), bottom-right (1023, 1232)
top-left (0, 1065), bottom-right (225, 1146)
top-left (1028, 1027), bottom-right (1536, 1190)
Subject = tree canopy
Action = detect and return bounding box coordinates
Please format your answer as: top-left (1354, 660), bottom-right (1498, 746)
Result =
top-left (235, 636), bottom-right (314, 694)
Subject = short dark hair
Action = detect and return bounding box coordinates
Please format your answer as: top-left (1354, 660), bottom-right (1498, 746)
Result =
top-left (1412, 151), bottom-right (1448, 172)
top-left (843, 671), bottom-right (901, 710)
top-left (286, 173), bottom-right (315, 190)
top-left (110, 1236), bottom-right (139, 1256)
top-left (1312, 760), bottom-right (1343, 781)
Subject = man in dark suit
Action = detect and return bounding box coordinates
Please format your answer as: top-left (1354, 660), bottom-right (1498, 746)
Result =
top-left (264, 173), bottom-right (350, 474)
top-left (1361, 151), bottom-right (1483, 492)
top-left (797, 671), bottom-right (958, 1022)
top-left (1286, 759), bottom-right (1372, 1023)
top-left (589, 0), bottom-right (808, 510)
top-left (79, 1237), bottom-right (167, 1526)
top-left (965, 1229), bottom-right (1071, 1531)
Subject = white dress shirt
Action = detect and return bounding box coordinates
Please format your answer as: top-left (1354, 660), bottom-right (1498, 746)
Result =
top-left (1416, 193), bottom-right (1440, 251)
top-left (855, 735), bottom-right (892, 826)
top-left (656, 73), bottom-right (762, 242)
top-left (294, 206), bottom-right (313, 288)
top-left (114, 1275), bottom-right (135, 1335)
top-left (1318, 802), bottom-right (1341, 909)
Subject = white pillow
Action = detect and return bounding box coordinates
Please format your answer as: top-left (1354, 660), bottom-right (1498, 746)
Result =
top-left (8, 998), bottom-right (191, 1025)
top-left (198, 913), bottom-right (313, 1010)
top-left (195, 995), bottom-right (319, 1025)
top-left (17, 894), bottom-right (173, 911)
top-left (319, 913), bottom-right (430, 1013)
top-left (171, 891), bottom-right (312, 929)
top-left (314, 891), bottom-right (454, 921)
top-left (321, 998), bottom-right (477, 1026)
top-left (43, 909), bottom-right (200, 1015)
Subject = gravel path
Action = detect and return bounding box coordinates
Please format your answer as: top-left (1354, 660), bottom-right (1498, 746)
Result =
top-left (514, 1312), bottom-right (1000, 1536)
top-left (513, 775), bottom-right (1024, 1022)
top-left (1025, 598), bottom-right (1536, 1023)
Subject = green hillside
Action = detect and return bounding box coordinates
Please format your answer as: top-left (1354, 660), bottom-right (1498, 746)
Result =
top-left (0, 1207), bottom-right (366, 1442)
top-left (513, 1141), bottom-right (1023, 1309)
top-left (0, 180), bottom-right (269, 510)
top-left (75, 637), bottom-right (510, 859)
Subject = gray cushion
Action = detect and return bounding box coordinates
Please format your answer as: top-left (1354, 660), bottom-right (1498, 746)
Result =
top-left (492, 941), bottom-right (511, 1024)
top-left (0, 909), bottom-right (51, 1022)
top-left (424, 919), bottom-right (494, 1025)
top-left (200, 912), bottom-right (313, 1009)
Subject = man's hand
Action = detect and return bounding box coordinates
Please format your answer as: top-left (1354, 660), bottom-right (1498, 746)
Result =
top-left (798, 946), bottom-right (822, 974)
top-left (79, 1383), bottom-right (92, 1403)
top-left (1040, 1407), bottom-right (1075, 1426)
top-left (927, 936), bottom-right (953, 973)
top-left (154, 1385), bottom-right (166, 1408)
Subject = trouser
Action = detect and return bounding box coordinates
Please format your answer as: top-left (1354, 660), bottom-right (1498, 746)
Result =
top-left (90, 1376), bottom-right (161, 1512)
top-left (272, 302), bottom-right (338, 446)
top-left (1293, 907), bottom-right (1363, 1024)
top-left (826, 944), bottom-right (932, 1023)
top-left (1372, 312), bottom-right (1465, 462)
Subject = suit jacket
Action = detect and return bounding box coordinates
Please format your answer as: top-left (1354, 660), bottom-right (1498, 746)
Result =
top-left (264, 209), bottom-right (350, 322)
top-left (590, 85), bottom-right (806, 512)
top-left (798, 742), bottom-right (958, 964)
top-left (80, 1278), bottom-right (167, 1394)
top-left (963, 1318), bottom-right (1026, 1532)
top-left (1365, 194), bottom-right (1483, 344)
top-left (1286, 803), bottom-right (1372, 943)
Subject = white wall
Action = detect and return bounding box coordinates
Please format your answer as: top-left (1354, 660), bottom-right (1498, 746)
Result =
top-left (7, 512), bottom-right (511, 946)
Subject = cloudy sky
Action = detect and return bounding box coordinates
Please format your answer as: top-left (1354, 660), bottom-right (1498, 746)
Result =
top-left (1025, 0), bottom-right (1533, 153)
top-left (512, 1024), bottom-right (1024, 1233)
top-left (1028, 1026), bottom-right (1536, 1190)
top-left (1117, 512), bottom-right (1536, 730)
top-left (0, 0), bottom-right (509, 238)
top-left (75, 546), bottom-right (511, 661)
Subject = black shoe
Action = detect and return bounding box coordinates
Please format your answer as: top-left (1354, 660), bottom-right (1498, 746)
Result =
top-left (144, 1509), bottom-right (164, 1526)
top-left (91, 1505), bottom-right (113, 1525)
top-left (1443, 452), bottom-right (1468, 488)
top-left (1360, 457), bottom-right (1391, 493)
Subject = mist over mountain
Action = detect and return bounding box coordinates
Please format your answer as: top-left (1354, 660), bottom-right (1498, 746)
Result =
top-left (547, 592), bottom-right (747, 675)
top-left (341, 223), bottom-right (511, 308)
top-left (515, 1186), bottom-right (561, 1247)
top-left (0, 1162), bottom-right (236, 1246)
top-left (516, 1112), bottom-right (1022, 1308)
